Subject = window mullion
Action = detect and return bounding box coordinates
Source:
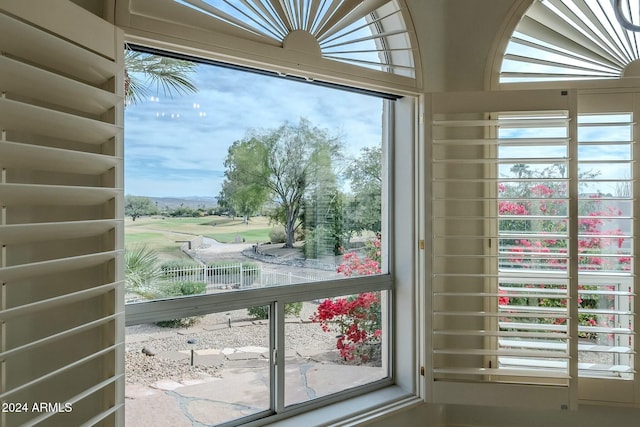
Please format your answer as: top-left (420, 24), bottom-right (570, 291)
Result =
top-left (567, 91), bottom-right (580, 408)
top-left (273, 300), bottom-right (285, 413)
top-left (634, 93), bottom-right (640, 403)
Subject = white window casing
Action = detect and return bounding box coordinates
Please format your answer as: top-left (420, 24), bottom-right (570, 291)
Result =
top-left (0, 0), bottom-right (125, 425)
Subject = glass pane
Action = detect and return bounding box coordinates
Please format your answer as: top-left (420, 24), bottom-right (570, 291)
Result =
top-left (285, 291), bottom-right (388, 407)
top-left (499, 163), bottom-right (568, 181)
top-left (577, 278), bottom-right (633, 379)
top-left (499, 145), bottom-right (567, 159)
top-left (577, 113), bottom-right (634, 377)
top-left (497, 111), bottom-right (571, 379)
top-left (578, 145), bottom-right (631, 161)
top-left (125, 308), bottom-right (271, 426)
top-left (124, 51), bottom-right (386, 304)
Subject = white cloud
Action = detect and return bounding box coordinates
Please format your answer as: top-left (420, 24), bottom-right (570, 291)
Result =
top-left (125, 63), bottom-right (384, 197)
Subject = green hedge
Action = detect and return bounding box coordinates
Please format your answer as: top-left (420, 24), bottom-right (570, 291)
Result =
top-left (160, 260), bottom-right (201, 278)
top-left (206, 261), bottom-right (258, 275)
top-left (248, 302), bottom-right (303, 320)
top-left (155, 281), bottom-right (205, 328)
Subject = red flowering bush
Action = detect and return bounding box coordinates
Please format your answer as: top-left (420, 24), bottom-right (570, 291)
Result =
top-left (313, 235), bottom-right (383, 363)
top-left (311, 292), bottom-right (382, 363)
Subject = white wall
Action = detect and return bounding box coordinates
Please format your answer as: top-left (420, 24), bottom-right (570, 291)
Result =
top-left (406, 0), bottom-right (520, 92)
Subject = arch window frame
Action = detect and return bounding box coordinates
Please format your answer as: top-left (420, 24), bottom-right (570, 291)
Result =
top-left (114, 0), bottom-right (422, 95)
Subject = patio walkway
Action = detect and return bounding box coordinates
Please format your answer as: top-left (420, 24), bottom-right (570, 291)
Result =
top-left (125, 346), bottom-right (383, 426)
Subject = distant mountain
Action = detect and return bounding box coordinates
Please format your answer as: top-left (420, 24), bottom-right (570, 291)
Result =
top-left (148, 196), bottom-right (218, 209)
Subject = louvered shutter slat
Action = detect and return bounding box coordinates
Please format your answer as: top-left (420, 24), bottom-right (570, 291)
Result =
top-left (0, 141), bottom-right (118, 175)
top-left (0, 98), bottom-right (119, 144)
top-left (429, 90), bottom-right (578, 409)
top-left (0, 2), bottom-right (124, 425)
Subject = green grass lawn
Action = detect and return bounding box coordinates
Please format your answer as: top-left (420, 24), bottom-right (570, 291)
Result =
top-left (125, 215), bottom-right (272, 259)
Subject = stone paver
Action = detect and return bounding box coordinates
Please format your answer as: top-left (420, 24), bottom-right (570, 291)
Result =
top-left (224, 359), bottom-right (270, 369)
top-left (195, 354), bottom-right (225, 366)
top-left (125, 384), bottom-right (159, 399)
top-left (126, 347), bottom-right (380, 426)
top-left (154, 379), bottom-right (185, 391)
top-left (284, 362), bottom-right (315, 406)
top-left (126, 387), bottom-right (192, 427)
top-left (196, 348), bottom-right (222, 356)
top-left (305, 364), bottom-right (385, 397)
top-left (236, 345), bottom-right (269, 353)
top-left (173, 368), bottom-right (270, 409)
top-left (186, 399), bottom-right (260, 425)
top-left (226, 351), bottom-right (261, 360)
top-left (157, 350), bottom-right (190, 361)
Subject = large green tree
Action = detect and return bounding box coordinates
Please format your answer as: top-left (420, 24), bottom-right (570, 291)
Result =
top-left (125, 195), bottom-right (156, 221)
top-left (343, 146), bottom-right (382, 234)
top-left (219, 178), bottom-right (267, 223)
top-left (222, 118), bottom-right (342, 248)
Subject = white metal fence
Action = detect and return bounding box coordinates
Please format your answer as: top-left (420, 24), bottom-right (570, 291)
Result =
top-left (161, 263), bottom-right (339, 291)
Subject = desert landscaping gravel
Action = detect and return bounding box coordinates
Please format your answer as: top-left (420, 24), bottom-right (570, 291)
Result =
top-left (125, 302), bottom-right (337, 386)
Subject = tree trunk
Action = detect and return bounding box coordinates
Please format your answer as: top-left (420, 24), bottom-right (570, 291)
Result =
top-left (284, 209), bottom-right (295, 248)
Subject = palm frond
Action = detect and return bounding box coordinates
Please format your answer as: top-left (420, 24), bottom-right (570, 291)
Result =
top-left (125, 50), bottom-right (198, 105)
top-left (124, 244), bottom-right (164, 298)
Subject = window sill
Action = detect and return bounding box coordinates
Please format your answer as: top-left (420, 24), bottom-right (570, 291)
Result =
top-left (260, 386), bottom-right (421, 427)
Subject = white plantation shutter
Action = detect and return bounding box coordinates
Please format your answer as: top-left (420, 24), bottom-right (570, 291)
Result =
top-left (574, 93), bottom-right (636, 403)
top-left (495, 110), bottom-right (574, 384)
top-left (429, 90), bottom-right (580, 409)
top-left (0, 1), bottom-right (124, 426)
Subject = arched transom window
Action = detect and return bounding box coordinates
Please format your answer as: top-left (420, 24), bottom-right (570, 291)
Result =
top-left (501, 0), bottom-right (640, 83)
top-left (170, 0), bottom-right (416, 78)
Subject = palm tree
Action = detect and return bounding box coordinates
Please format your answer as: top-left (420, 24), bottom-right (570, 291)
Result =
top-left (124, 49), bottom-right (198, 105)
top-left (124, 245), bottom-right (163, 300)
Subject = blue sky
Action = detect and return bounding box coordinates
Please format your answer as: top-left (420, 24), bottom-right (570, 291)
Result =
top-left (124, 63), bottom-right (384, 197)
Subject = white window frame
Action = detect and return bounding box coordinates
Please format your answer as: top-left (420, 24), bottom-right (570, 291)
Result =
top-left (121, 45), bottom-right (423, 427)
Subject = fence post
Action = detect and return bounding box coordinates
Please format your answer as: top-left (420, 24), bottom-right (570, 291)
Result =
top-left (240, 263), bottom-right (244, 288)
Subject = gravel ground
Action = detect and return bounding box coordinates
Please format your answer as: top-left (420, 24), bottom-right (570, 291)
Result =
top-left (125, 302), bottom-right (337, 386)
top-left (125, 243), bottom-right (360, 386)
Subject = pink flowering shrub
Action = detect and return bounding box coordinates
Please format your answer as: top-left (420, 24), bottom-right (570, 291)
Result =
top-left (312, 235), bottom-right (383, 363)
top-left (336, 234), bottom-right (382, 277)
top-left (499, 177), bottom-right (629, 340)
top-left (337, 252), bottom-right (382, 276)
